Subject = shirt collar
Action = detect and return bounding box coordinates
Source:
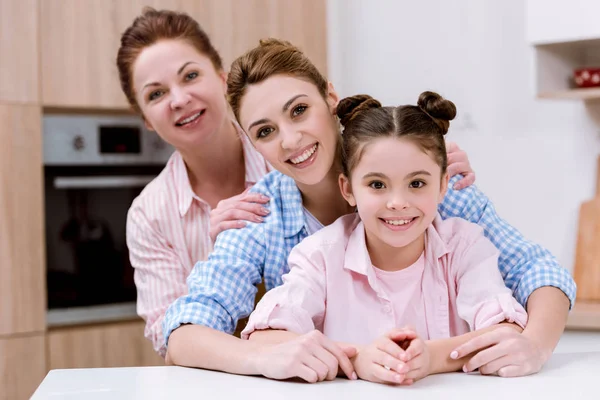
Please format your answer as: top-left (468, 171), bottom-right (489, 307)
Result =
top-left (343, 213), bottom-right (450, 275)
top-left (172, 151), bottom-right (197, 217)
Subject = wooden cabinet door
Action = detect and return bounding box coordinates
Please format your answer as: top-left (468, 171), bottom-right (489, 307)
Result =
top-left (0, 104), bottom-right (45, 335)
top-left (40, 0), bottom-right (327, 109)
top-left (183, 0), bottom-right (327, 75)
top-left (0, 334), bottom-right (46, 400)
top-left (0, 0), bottom-right (39, 104)
top-left (47, 320), bottom-right (164, 369)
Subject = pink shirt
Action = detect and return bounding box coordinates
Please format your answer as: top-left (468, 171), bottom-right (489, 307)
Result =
top-left (242, 214), bottom-right (527, 344)
top-left (127, 129), bottom-right (269, 357)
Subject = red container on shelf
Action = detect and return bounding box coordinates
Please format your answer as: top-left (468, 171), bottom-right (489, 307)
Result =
top-left (574, 67), bottom-right (600, 88)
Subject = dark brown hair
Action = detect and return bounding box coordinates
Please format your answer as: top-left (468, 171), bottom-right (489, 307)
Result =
top-left (227, 38), bottom-right (328, 121)
top-left (337, 91), bottom-right (456, 177)
top-left (116, 7), bottom-right (223, 112)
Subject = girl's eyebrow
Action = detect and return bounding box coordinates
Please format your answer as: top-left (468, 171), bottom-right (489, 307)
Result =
top-left (405, 170), bottom-right (431, 179)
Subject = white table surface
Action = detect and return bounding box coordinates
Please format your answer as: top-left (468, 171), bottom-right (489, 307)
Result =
top-left (31, 351), bottom-right (600, 400)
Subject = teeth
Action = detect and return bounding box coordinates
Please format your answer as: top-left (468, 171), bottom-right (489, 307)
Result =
top-left (384, 219), bottom-right (412, 226)
top-left (290, 144), bottom-right (317, 164)
top-left (179, 112), bottom-right (201, 125)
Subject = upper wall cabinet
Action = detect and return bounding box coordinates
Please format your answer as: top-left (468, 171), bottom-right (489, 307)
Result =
top-left (526, 0), bottom-right (600, 45)
top-left (0, 0), bottom-right (39, 104)
top-left (40, 0), bottom-right (327, 110)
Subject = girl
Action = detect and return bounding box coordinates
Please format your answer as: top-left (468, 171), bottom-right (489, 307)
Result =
top-left (163, 39), bottom-right (574, 380)
top-left (117, 8), bottom-right (271, 357)
top-left (241, 92), bottom-right (528, 385)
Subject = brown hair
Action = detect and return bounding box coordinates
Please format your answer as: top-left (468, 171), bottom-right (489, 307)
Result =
top-left (116, 7), bottom-right (223, 112)
top-left (227, 38), bottom-right (328, 121)
top-left (337, 91), bottom-right (456, 177)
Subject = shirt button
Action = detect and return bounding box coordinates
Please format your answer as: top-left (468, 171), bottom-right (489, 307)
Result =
top-left (383, 305), bottom-right (392, 314)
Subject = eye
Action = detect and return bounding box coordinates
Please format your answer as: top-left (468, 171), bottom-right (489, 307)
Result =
top-left (368, 181), bottom-right (386, 190)
top-left (291, 104), bottom-right (307, 118)
top-left (185, 71), bottom-right (198, 81)
top-left (148, 90), bottom-right (164, 101)
top-left (410, 180), bottom-right (425, 189)
top-left (257, 126), bottom-right (275, 139)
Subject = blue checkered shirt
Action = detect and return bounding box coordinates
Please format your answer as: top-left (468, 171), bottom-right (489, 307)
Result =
top-left (163, 171), bottom-right (576, 345)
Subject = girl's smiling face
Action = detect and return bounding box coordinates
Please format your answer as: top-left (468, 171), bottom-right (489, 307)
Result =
top-left (238, 75), bottom-right (341, 186)
top-left (132, 39), bottom-right (230, 149)
top-left (340, 136), bottom-right (448, 259)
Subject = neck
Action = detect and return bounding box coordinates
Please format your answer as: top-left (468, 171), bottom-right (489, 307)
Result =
top-left (297, 156), bottom-right (355, 226)
top-left (178, 120), bottom-right (246, 206)
top-left (367, 231), bottom-right (425, 272)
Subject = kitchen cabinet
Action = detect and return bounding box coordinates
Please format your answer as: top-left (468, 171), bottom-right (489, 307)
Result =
top-left (47, 320), bottom-right (164, 370)
top-left (0, 104), bottom-right (45, 336)
top-left (0, 0), bottom-right (39, 104)
top-left (527, 0), bottom-right (600, 100)
top-left (0, 334), bottom-right (46, 400)
top-left (526, 0), bottom-right (600, 45)
top-left (40, 0), bottom-right (327, 109)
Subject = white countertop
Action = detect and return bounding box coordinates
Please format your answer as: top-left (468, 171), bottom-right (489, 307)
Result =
top-left (31, 350), bottom-right (600, 400)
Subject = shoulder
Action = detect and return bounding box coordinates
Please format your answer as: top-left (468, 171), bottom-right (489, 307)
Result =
top-left (249, 170), bottom-right (293, 197)
top-left (298, 214), bottom-right (359, 250)
top-left (432, 215), bottom-right (486, 249)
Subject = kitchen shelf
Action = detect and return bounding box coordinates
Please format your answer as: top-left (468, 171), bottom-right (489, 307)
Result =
top-left (538, 87), bottom-right (600, 100)
top-left (566, 301), bottom-right (600, 330)
top-left (533, 37), bottom-right (600, 101)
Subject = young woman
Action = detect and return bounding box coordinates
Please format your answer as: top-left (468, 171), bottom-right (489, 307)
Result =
top-left (242, 91), bottom-right (528, 385)
top-left (164, 39), bottom-right (575, 379)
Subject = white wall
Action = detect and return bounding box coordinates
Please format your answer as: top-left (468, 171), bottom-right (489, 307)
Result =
top-left (327, 0), bottom-right (600, 271)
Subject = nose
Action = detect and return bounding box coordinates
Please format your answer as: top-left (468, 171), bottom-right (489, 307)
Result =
top-left (280, 126), bottom-right (303, 150)
top-left (170, 87), bottom-right (191, 110)
top-left (387, 190), bottom-right (409, 210)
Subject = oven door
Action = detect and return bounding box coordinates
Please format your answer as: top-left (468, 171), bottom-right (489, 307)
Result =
top-left (44, 165), bottom-right (163, 326)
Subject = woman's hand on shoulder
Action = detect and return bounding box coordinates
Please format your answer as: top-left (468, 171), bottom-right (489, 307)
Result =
top-left (250, 330), bottom-right (357, 383)
top-left (446, 142), bottom-right (476, 190)
top-left (209, 188), bottom-right (270, 242)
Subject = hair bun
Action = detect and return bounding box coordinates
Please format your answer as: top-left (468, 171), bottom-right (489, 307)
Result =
top-left (336, 95), bottom-right (382, 127)
top-left (259, 38), bottom-right (293, 48)
top-left (417, 91), bottom-right (456, 134)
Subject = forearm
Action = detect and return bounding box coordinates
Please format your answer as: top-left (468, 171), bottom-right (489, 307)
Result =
top-left (428, 323), bottom-right (521, 375)
top-left (522, 286), bottom-right (570, 358)
top-left (166, 324), bottom-right (264, 375)
top-left (248, 329), bottom-right (300, 344)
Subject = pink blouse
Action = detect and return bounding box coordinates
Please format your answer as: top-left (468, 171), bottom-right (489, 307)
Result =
top-left (242, 214), bottom-right (527, 344)
top-left (127, 129), bottom-right (269, 356)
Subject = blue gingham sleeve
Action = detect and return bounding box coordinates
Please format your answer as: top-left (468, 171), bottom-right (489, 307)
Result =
top-left (438, 175), bottom-right (576, 308)
top-left (162, 212), bottom-right (267, 346)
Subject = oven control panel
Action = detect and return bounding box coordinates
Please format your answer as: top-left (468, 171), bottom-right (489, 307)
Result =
top-left (43, 115), bottom-right (174, 166)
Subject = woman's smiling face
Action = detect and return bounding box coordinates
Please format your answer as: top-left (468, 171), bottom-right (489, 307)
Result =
top-left (238, 75), bottom-right (340, 186)
top-left (132, 39), bottom-right (230, 149)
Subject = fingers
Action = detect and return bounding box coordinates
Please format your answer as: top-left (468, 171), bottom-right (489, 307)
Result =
top-left (241, 192), bottom-right (270, 204)
top-left (371, 349), bottom-right (406, 375)
top-left (371, 363), bottom-right (405, 384)
top-left (478, 355), bottom-right (513, 376)
top-left (446, 161), bottom-right (471, 178)
top-left (452, 172), bottom-right (476, 190)
top-left (404, 339), bottom-right (424, 361)
top-left (451, 330), bottom-right (506, 360)
top-left (301, 354), bottom-right (330, 382)
top-left (463, 341), bottom-right (511, 373)
top-left (296, 364), bottom-right (319, 383)
top-left (341, 345), bottom-right (358, 359)
top-left (446, 141), bottom-right (458, 153)
top-left (497, 365), bottom-right (530, 378)
top-left (217, 203), bottom-right (270, 220)
top-left (319, 340), bottom-right (356, 380)
top-left (311, 345), bottom-right (340, 381)
top-left (376, 337), bottom-right (406, 360)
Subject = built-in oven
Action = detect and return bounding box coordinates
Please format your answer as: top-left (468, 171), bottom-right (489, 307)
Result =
top-left (43, 114), bottom-right (173, 326)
